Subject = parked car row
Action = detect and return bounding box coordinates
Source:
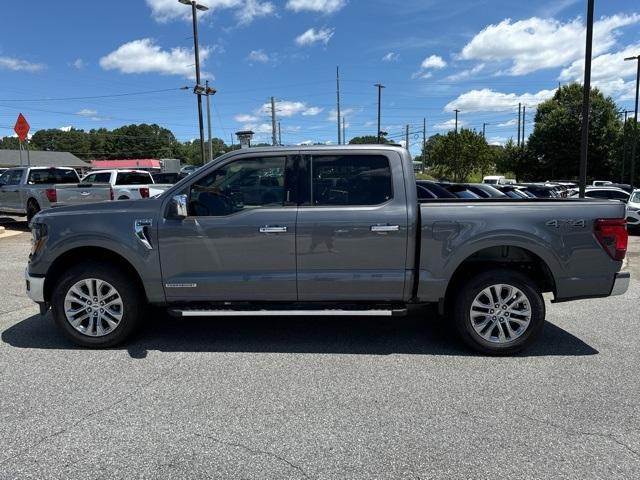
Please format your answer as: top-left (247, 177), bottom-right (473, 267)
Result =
top-left (0, 163), bottom-right (202, 221)
top-left (417, 181), bottom-right (570, 200)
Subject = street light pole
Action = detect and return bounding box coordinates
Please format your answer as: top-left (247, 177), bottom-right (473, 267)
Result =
top-left (624, 54), bottom-right (640, 189)
top-left (374, 83), bottom-right (385, 143)
top-left (179, 0), bottom-right (208, 165)
top-left (578, 0), bottom-right (595, 198)
top-left (204, 80), bottom-right (216, 162)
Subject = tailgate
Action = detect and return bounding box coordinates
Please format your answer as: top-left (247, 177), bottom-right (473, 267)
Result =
top-left (55, 184), bottom-right (111, 205)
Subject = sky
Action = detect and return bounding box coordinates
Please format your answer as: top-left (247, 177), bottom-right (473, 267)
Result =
top-left (0, 0), bottom-right (639, 158)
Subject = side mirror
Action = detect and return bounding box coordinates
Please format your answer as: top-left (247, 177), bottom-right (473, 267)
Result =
top-left (168, 194), bottom-right (188, 218)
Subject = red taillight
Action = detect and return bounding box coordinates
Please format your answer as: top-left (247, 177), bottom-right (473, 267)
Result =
top-left (594, 219), bottom-right (628, 261)
top-left (45, 188), bottom-right (57, 203)
top-left (139, 187), bottom-right (149, 198)
top-left (109, 187), bottom-right (114, 201)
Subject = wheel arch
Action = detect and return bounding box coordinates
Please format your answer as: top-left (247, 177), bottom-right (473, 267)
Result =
top-left (442, 244), bottom-right (556, 313)
top-left (44, 246), bottom-right (146, 303)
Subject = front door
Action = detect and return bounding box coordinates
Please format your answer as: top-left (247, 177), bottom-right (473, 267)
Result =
top-left (158, 154), bottom-right (297, 302)
top-left (295, 152), bottom-right (409, 301)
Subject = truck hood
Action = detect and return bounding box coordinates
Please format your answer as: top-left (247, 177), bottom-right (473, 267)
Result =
top-left (35, 198), bottom-right (162, 220)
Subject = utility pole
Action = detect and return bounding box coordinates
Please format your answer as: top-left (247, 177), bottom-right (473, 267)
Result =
top-left (270, 96), bottom-right (277, 146)
top-left (454, 109), bottom-right (460, 182)
top-left (522, 105), bottom-right (527, 147)
top-left (624, 54), bottom-right (640, 189)
top-left (622, 110), bottom-right (634, 182)
top-left (579, 0), bottom-right (595, 198)
top-left (482, 122), bottom-right (488, 139)
top-left (278, 121), bottom-right (282, 146)
top-left (422, 117), bottom-right (427, 170)
top-left (204, 80), bottom-right (216, 162)
top-left (342, 117), bottom-right (346, 145)
top-left (179, 0), bottom-right (209, 165)
top-left (405, 124), bottom-right (410, 151)
top-left (517, 103), bottom-right (521, 147)
top-left (336, 66), bottom-right (341, 145)
top-left (374, 83), bottom-right (385, 143)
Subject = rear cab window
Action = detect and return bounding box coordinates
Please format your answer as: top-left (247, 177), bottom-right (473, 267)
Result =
top-left (27, 168), bottom-right (78, 184)
top-left (116, 172), bottom-right (152, 185)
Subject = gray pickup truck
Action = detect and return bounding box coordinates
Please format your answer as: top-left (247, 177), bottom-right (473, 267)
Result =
top-left (25, 146), bottom-right (630, 354)
top-left (0, 166), bottom-right (112, 221)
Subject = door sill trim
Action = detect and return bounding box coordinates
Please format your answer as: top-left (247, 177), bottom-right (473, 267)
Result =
top-left (169, 308), bottom-right (407, 317)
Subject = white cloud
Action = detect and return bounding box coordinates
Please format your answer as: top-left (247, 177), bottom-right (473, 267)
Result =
top-left (488, 136), bottom-right (508, 146)
top-left (99, 38), bottom-right (212, 79)
top-left (497, 119), bottom-right (517, 127)
top-left (242, 122), bottom-right (273, 134)
top-left (59, 126), bottom-right (73, 132)
top-left (286, 0), bottom-right (346, 14)
top-left (76, 109), bottom-right (103, 121)
top-left (445, 88), bottom-right (556, 112)
top-left (145, 0), bottom-right (273, 25)
top-left (72, 58), bottom-right (85, 70)
top-left (295, 28), bottom-right (334, 46)
top-left (413, 54), bottom-right (447, 79)
top-left (302, 106), bottom-right (323, 116)
top-left (328, 107), bottom-right (354, 122)
top-left (446, 63), bottom-right (485, 81)
top-left (247, 49), bottom-right (271, 63)
top-left (258, 100), bottom-right (322, 117)
top-left (298, 140), bottom-right (314, 145)
top-left (559, 43), bottom-right (640, 99)
top-left (382, 52), bottom-right (400, 62)
top-left (0, 56), bottom-right (46, 72)
top-left (236, 0), bottom-right (275, 25)
top-left (235, 114), bottom-right (259, 122)
top-left (460, 14), bottom-right (640, 76)
top-left (421, 54), bottom-right (447, 70)
top-left (433, 119), bottom-right (463, 131)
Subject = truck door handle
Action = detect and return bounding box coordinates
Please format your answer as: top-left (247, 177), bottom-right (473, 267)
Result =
top-left (260, 226), bottom-right (287, 233)
top-left (370, 224), bottom-right (399, 232)
top-left (80, 191), bottom-right (90, 196)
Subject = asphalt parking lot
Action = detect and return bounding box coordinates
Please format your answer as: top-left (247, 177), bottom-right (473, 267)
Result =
top-left (1, 215), bottom-right (639, 479)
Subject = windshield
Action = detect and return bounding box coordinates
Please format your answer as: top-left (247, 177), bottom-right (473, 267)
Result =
top-left (630, 192), bottom-right (640, 204)
top-left (27, 168), bottom-right (78, 184)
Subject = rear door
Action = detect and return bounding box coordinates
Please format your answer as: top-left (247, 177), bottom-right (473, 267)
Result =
top-left (158, 154), bottom-right (298, 301)
top-left (295, 151), bottom-right (409, 301)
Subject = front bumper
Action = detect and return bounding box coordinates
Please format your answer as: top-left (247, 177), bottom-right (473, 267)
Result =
top-left (25, 269), bottom-right (45, 303)
top-left (610, 272), bottom-right (630, 296)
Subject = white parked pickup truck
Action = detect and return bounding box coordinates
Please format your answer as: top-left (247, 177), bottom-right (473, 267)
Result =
top-left (81, 169), bottom-right (171, 200)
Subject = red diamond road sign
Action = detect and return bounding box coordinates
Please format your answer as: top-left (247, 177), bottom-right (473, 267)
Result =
top-left (14, 113), bottom-right (30, 142)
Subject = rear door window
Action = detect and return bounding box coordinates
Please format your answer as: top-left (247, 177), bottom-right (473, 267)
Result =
top-left (306, 154), bottom-right (393, 206)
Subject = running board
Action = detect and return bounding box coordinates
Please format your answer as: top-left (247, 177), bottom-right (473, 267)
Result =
top-left (168, 308), bottom-right (408, 318)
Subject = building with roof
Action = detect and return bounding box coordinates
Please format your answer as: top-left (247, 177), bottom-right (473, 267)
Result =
top-left (0, 149), bottom-right (88, 168)
top-left (90, 159), bottom-right (162, 170)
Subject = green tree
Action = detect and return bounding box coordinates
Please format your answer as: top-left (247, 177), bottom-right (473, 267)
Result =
top-left (429, 128), bottom-right (491, 181)
top-left (414, 134), bottom-right (442, 167)
top-left (348, 135), bottom-right (390, 145)
top-left (528, 83), bottom-right (621, 181)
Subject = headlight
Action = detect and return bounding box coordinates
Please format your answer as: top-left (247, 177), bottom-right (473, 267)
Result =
top-left (30, 222), bottom-right (48, 257)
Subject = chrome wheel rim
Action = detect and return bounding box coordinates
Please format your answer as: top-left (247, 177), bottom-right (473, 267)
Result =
top-left (469, 283), bottom-right (532, 344)
top-left (63, 278), bottom-right (123, 337)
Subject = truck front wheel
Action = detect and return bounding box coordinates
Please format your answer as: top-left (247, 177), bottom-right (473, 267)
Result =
top-left (51, 262), bottom-right (144, 348)
top-left (453, 269), bottom-right (545, 355)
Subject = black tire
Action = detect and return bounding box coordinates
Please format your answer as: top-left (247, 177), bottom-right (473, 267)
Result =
top-left (453, 268), bottom-right (545, 355)
top-left (26, 199), bottom-right (40, 223)
top-left (118, 196), bottom-right (129, 200)
top-left (51, 262), bottom-right (145, 348)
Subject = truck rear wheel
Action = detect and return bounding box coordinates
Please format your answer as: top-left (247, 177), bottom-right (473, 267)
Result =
top-left (51, 262), bottom-right (144, 348)
top-left (453, 268), bottom-right (545, 355)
